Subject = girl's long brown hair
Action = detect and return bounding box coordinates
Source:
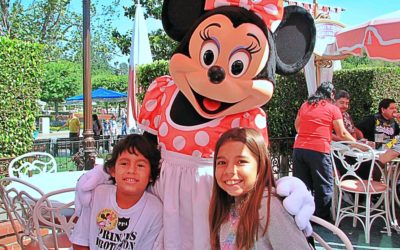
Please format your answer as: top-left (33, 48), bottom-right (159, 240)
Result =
top-left (209, 128), bottom-right (276, 250)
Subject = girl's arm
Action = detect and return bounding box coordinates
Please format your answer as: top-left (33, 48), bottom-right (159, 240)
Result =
top-left (261, 196), bottom-right (311, 249)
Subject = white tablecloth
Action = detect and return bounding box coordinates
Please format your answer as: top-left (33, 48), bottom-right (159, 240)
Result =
top-left (9, 171), bottom-right (86, 203)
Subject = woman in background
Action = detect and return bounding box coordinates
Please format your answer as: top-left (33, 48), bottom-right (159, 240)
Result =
top-left (293, 82), bottom-right (356, 221)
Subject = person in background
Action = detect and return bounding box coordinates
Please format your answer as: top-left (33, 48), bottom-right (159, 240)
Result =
top-left (209, 128), bottom-right (311, 250)
top-left (332, 90), bottom-right (364, 141)
top-left (71, 134), bottom-right (163, 250)
top-left (92, 114), bottom-right (103, 136)
top-left (59, 112), bottom-right (80, 139)
top-left (110, 114), bottom-right (118, 144)
top-left (121, 109), bottom-right (127, 135)
top-left (293, 82), bottom-right (356, 222)
top-left (103, 119), bottom-right (110, 136)
top-left (357, 98), bottom-right (399, 147)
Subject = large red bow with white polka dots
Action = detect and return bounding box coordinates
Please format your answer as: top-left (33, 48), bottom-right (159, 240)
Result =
top-left (204, 0), bottom-right (284, 31)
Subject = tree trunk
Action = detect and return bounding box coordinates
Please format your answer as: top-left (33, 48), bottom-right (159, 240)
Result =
top-left (55, 102), bottom-right (59, 117)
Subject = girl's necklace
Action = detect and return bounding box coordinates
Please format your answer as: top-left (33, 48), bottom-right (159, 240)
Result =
top-left (219, 206), bottom-right (240, 250)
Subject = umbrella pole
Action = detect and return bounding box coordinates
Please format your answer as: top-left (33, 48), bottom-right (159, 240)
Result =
top-left (82, 0), bottom-right (96, 170)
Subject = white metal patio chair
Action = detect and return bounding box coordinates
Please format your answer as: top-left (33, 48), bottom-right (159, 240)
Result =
top-left (31, 188), bottom-right (77, 250)
top-left (331, 141), bottom-right (391, 243)
top-left (311, 215), bottom-right (353, 250)
top-left (0, 177), bottom-right (44, 248)
top-left (8, 152), bottom-right (57, 178)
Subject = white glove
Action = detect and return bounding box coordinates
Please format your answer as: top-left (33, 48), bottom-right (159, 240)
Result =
top-left (276, 176), bottom-right (315, 236)
top-left (75, 163), bottom-right (112, 216)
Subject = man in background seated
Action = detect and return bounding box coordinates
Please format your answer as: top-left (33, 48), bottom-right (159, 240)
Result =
top-left (332, 90), bottom-right (364, 141)
top-left (357, 98), bottom-right (399, 146)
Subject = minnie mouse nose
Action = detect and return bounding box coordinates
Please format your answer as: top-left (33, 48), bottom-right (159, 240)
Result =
top-left (208, 65), bottom-right (225, 84)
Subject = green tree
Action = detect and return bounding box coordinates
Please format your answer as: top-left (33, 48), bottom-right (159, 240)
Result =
top-left (1, 0), bottom-right (81, 59)
top-left (111, 0), bottom-right (177, 61)
top-left (1, 0), bottom-right (123, 67)
top-left (92, 71), bottom-right (128, 93)
top-left (41, 60), bottom-right (82, 115)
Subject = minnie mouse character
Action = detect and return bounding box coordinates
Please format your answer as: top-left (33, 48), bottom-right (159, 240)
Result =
top-left (76, 0), bottom-right (316, 249)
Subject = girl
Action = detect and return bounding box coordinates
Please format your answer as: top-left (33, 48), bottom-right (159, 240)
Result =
top-left (209, 128), bottom-right (311, 249)
top-left (71, 134), bottom-right (163, 250)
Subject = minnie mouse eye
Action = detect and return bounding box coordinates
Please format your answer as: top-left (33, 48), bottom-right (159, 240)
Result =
top-left (229, 50), bottom-right (250, 77)
top-left (200, 41), bottom-right (219, 68)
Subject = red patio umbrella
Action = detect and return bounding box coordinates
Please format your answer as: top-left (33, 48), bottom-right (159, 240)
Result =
top-left (335, 10), bottom-right (400, 62)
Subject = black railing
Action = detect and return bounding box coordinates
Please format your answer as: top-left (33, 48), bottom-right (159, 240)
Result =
top-left (269, 137), bottom-right (295, 178)
top-left (30, 136), bottom-right (296, 175)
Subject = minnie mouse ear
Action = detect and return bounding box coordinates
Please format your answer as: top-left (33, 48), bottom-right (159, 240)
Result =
top-left (162, 0), bottom-right (206, 41)
top-left (274, 6), bottom-right (316, 75)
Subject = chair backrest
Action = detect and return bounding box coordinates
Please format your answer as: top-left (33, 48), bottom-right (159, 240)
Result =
top-left (331, 141), bottom-right (385, 192)
top-left (311, 215), bottom-right (353, 250)
top-left (0, 177), bottom-right (45, 247)
top-left (33, 188), bottom-right (77, 250)
top-left (8, 152), bottom-right (57, 178)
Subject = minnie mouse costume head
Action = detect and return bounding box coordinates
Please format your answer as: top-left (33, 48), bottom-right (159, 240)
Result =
top-left (136, 0), bottom-right (316, 248)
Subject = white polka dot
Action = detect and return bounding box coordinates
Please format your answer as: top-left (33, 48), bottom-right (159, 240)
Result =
top-left (173, 136), bottom-right (186, 151)
top-left (161, 94), bottom-right (166, 106)
top-left (147, 82), bottom-right (157, 91)
top-left (154, 115), bottom-right (161, 128)
top-left (160, 86), bottom-right (166, 92)
top-left (243, 113), bottom-right (250, 119)
top-left (195, 131), bottom-right (209, 147)
top-left (145, 99), bottom-right (157, 112)
top-left (166, 79), bottom-right (174, 87)
top-left (231, 118), bottom-right (240, 128)
top-left (209, 119), bottom-right (221, 127)
top-left (255, 114), bottom-right (267, 129)
top-left (159, 122), bottom-right (168, 137)
top-left (251, 0), bottom-right (262, 3)
top-left (142, 119), bottom-right (150, 127)
top-left (192, 150), bottom-right (202, 158)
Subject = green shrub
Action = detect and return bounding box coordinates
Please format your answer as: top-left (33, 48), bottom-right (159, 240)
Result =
top-left (0, 37), bottom-right (44, 158)
top-left (332, 67), bottom-right (400, 122)
top-left (264, 74), bottom-right (309, 138)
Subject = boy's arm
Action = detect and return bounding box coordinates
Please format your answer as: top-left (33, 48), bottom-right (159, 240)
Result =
top-left (70, 205), bottom-right (92, 247)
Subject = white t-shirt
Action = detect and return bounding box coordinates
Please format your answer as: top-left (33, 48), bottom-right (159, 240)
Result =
top-left (71, 185), bottom-right (163, 250)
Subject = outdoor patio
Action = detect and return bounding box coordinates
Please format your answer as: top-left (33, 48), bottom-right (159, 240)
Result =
top-left (315, 213), bottom-right (400, 249)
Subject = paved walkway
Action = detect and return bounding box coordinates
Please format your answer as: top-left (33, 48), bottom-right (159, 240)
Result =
top-left (37, 130), bottom-right (71, 139)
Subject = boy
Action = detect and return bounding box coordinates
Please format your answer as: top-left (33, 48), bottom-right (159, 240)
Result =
top-left (71, 134), bottom-right (163, 250)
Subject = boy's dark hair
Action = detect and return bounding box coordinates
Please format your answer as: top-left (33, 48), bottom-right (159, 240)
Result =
top-left (378, 98), bottom-right (396, 114)
top-left (103, 134), bottom-right (161, 186)
top-left (334, 90), bottom-right (350, 100)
